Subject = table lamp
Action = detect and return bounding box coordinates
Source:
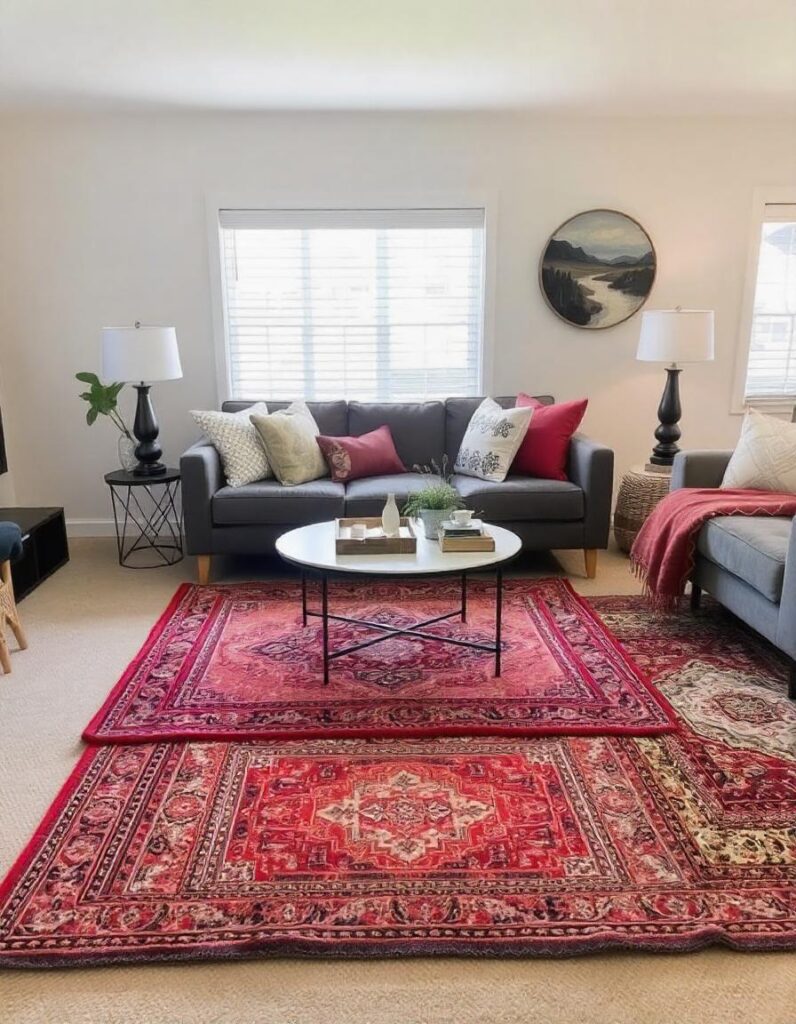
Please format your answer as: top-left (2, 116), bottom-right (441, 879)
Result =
top-left (636, 308), bottom-right (714, 470)
top-left (101, 322), bottom-right (182, 476)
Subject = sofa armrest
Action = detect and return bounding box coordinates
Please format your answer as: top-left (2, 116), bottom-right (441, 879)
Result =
top-left (670, 450), bottom-right (733, 491)
top-left (567, 434), bottom-right (614, 548)
top-left (776, 517), bottom-right (796, 661)
top-left (180, 440), bottom-right (223, 555)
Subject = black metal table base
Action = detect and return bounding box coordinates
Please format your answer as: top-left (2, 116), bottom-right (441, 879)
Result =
top-left (107, 476), bottom-right (183, 569)
top-left (301, 569), bottom-right (503, 684)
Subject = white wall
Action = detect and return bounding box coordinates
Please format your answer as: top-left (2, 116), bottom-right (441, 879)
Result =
top-left (1, 112), bottom-right (794, 530)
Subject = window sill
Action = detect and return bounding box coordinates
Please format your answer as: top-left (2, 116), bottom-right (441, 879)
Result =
top-left (730, 397), bottom-right (796, 418)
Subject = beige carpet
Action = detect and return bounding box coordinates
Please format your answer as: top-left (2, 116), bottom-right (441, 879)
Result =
top-left (0, 540), bottom-right (793, 1024)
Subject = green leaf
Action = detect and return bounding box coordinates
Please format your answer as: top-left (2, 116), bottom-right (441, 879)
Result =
top-left (76, 371), bottom-right (100, 385)
top-left (108, 382), bottom-right (125, 399)
top-left (78, 391), bottom-right (92, 402)
top-left (86, 407), bottom-right (98, 426)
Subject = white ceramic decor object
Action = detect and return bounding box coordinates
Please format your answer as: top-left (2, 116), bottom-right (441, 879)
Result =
top-left (382, 493), bottom-right (400, 537)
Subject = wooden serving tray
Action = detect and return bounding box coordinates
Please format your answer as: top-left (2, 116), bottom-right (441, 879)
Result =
top-left (335, 516), bottom-right (417, 554)
top-left (439, 532), bottom-right (496, 553)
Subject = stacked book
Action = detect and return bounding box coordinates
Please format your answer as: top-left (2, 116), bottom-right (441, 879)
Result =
top-left (438, 519), bottom-right (495, 552)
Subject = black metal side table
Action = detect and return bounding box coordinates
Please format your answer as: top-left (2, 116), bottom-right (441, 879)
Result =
top-left (104, 469), bottom-right (183, 569)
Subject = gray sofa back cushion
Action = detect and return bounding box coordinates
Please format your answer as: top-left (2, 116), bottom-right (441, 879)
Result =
top-left (221, 400), bottom-right (348, 437)
top-left (348, 401), bottom-right (445, 470)
top-left (445, 395), bottom-right (554, 463)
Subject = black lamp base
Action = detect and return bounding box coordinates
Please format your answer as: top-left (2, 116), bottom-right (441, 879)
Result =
top-left (132, 384), bottom-right (166, 476)
top-left (133, 461), bottom-right (167, 478)
top-left (649, 366), bottom-right (682, 468)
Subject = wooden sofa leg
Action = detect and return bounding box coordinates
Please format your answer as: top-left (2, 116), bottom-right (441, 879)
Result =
top-left (197, 555), bottom-right (211, 586)
top-left (584, 549), bottom-right (597, 579)
top-left (789, 662), bottom-right (795, 701)
top-left (690, 583), bottom-right (702, 610)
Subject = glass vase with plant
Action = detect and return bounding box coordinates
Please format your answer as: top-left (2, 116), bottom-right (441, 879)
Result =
top-left (76, 372), bottom-right (136, 471)
top-left (402, 456), bottom-right (464, 540)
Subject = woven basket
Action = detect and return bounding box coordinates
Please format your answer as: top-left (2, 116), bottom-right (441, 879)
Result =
top-left (614, 470), bottom-right (670, 554)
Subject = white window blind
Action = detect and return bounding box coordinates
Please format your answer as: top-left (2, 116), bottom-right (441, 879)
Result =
top-left (218, 208), bottom-right (485, 402)
top-left (743, 203), bottom-right (796, 402)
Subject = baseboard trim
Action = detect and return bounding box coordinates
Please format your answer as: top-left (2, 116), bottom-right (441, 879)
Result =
top-left (66, 519), bottom-right (180, 538)
top-left (66, 518), bottom-right (117, 537)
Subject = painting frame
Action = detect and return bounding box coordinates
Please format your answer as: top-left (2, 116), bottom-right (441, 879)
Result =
top-left (538, 208), bottom-right (657, 330)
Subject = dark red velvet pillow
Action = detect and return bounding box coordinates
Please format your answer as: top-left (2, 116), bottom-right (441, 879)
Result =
top-left (316, 425), bottom-right (405, 482)
top-left (511, 395), bottom-right (588, 481)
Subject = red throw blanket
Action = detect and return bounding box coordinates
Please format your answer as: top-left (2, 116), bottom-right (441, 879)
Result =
top-left (631, 487), bottom-right (796, 609)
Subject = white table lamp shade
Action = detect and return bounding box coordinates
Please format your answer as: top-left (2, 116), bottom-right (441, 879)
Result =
top-left (101, 324), bottom-right (182, 383)
top-left (636, 309), bottom-right (715, 363)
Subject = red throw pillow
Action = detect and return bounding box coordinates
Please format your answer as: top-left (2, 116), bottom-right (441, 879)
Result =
top-left (316, 425), bottom-right (405, 482)
top-left (511, 395), bottom-right (588, 481)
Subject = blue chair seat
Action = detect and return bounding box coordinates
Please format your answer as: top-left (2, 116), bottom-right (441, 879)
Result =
top-left (0, 522), bottom-right (24, 562)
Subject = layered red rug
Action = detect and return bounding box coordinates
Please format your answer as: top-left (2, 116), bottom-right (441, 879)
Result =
top-left (2, 594), bottom-right (793, 966)
top-left (83, 579), bottom-right (676, 742)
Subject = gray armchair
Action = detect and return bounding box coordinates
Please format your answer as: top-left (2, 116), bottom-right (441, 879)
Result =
top-left (671, 450), bottom-right (795, 698)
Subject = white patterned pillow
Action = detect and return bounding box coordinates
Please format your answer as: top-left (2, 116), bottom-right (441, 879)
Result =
top-left (191, 403), bottom-right (271, 488)
top-left (454, 398), bottom-right (534, 483)
top-left (250, 401), bottom-right (328, 486)
top-left (721, 408), bottom-right (796, 493)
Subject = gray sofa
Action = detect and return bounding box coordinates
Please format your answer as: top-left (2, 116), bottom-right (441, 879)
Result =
top-left (181, 395), bottom-right (614, 583)
top-left (672, 450), bottom-right (795, 698)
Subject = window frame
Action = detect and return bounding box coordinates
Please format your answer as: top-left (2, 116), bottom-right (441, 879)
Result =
top-left (205, 191), bottom-right (497, 406)
top-left (731, 185), bottom-right (796, 415)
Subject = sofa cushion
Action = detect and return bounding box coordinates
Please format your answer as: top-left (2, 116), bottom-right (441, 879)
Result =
top-left (212, 479), bottom-right (345, 526)
top-left (453, 398), bottom-right (534, 483)
top-left (451, 474), bottom-right (584, 522)
top-left (344, 473), bottom-right (435, 518)
top-left (445, 395), bottom-right (553, 463)
top-left (317, 425), bottom-right (405, 482)
top-left (697, 515), bottom-right (791, 603)
top-left (512, 395), bottom-right (588, 481)
top-left (348, 402), bottom-right (445, 470)
top-left (249, 402), bottom-right (328, 486)
top-left (222, 400), bottom-right (348, 437)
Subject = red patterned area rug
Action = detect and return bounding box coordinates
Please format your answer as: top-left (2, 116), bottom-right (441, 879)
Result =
top-left (82, 579), bottom-right (676, 742)
top-left (0, 728), bottom-right (793, 965)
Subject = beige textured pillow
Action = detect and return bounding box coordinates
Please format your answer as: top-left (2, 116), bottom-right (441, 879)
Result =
top-left (191, 403), bottom-right (270, 488)
top-left (250, 401), bottom-right (328, 486)
top-left (454, 398), bottom-right (534, 482)
top-left (721, 408), bottom-right (796, 493)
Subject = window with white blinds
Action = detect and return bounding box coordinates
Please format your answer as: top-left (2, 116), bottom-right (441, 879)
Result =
top-left (743, 203), bottom-right (796, 403)
top-left (218, 208), bottom-right (485, 402)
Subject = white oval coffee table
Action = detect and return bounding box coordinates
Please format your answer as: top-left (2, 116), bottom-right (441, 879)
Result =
top-left (276, 520), bottom-right (522, 683)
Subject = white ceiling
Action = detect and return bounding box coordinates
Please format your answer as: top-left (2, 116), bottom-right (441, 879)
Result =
top-left (1, 0), bottom-right (795, 115)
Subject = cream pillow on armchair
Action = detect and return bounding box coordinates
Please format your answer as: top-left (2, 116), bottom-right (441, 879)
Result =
top-left (454, 398), bottom-right (533, 483)
top-left (721, 408), bottom-right (796, 493)
top-left (250, 401), bottom-right (328, 486)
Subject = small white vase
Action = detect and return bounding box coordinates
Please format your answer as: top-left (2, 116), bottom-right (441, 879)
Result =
top-left (381, 493), bottom-right (400, 537)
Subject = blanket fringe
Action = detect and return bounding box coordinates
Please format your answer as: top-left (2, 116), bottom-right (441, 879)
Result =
top-left (630, 554), bottom-right (684, 613)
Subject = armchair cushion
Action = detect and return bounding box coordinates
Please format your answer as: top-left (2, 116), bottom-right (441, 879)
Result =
top-left (697, 515), bottom-right (791, 603)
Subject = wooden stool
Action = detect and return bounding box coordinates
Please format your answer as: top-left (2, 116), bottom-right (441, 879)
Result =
top-left (0, 522), bottom-right (27, 673)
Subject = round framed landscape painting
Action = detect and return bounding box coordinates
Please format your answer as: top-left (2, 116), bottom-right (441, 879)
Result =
top-left (539, 209), bottom-right (656, 329)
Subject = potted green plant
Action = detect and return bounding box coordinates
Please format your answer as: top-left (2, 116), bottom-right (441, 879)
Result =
top-left (402, 457), bottom-right (464, 540)
top-left (76, 372), bottom-right (136, 470)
